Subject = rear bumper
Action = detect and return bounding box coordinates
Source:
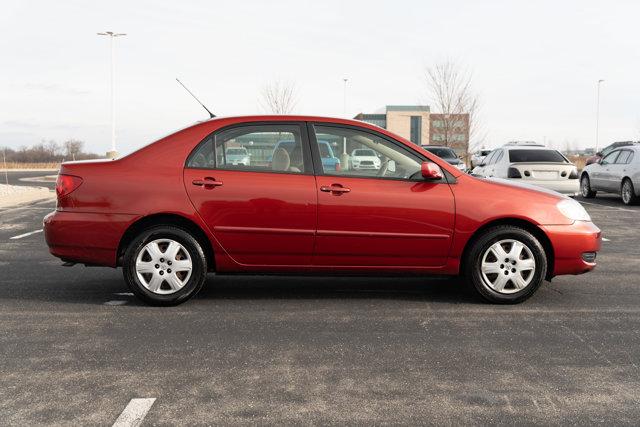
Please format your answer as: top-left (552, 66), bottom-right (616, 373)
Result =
top-left (541, 221), bottom-right (601, 276)
top-left (43, 210), bottom-right (137, 267)
top-left (524, 179), bottom-right (580, 196)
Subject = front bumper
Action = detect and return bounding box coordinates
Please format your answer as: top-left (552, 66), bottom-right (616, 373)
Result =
top-left (541, 220), bottom-right (601, 276)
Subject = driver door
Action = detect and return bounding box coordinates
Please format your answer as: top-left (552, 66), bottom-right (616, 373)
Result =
top-left (309, 123), bottom-right (455, 268)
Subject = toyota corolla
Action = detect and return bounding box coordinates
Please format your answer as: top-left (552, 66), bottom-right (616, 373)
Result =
top-left (44, 116), bottom-right (601, 305)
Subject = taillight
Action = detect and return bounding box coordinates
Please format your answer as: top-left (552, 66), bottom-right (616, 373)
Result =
top-left (56, 174), bottom-right (83, 198)
top-left (507, 167), bottom-right (522, 178)
top-left (569, 168), bottom-right (578, 179)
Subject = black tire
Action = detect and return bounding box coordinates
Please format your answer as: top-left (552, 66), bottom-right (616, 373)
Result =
top-left (580, 174), bottom-right (596, 198)
top-left (621, 178), bottom-right (639, 206)
top-left (123, 225), bottom-right (207, 306)
top-left (464, 225), bottom-right (547, 304)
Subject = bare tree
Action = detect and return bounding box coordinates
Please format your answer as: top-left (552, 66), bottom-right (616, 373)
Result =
top-left (63, 139), bottom-right (83, 160)
top-left (259, 80), bottom-right (297, 114)
top-left (425, 60), bottom-right (485, 156)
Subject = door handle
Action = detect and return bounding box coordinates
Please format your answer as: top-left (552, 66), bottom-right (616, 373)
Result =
top-left (192, 177), bottom-right (223, 188)
top-left (320, 184), bottom-right (351, 194)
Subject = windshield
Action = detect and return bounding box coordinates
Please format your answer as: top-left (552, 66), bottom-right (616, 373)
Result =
top-left (509, 149), bottom-right (566, 163)
top-left (425, 147), bottom-right (456, 159)
top-left (226, 148), bottom-right (246, 155)
top-left (353, 149), bottom-right (376, 156)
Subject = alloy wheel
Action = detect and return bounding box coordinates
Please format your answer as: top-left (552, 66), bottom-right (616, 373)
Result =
top-left (622, 181), bottom-right (632, 204)
top-left (480, 239), bottom-right (536, 294)
top-left (135, 239), bottom-right (193, 294)
top-left (581, 177), bottom-right (590, 197)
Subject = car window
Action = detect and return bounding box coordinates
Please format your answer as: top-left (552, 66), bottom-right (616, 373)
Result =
top-left (628, 152), bottom-right (635, 164)
top-left (493, 150), bottom-right (504, 164)
top-left (426, 147), bottom-right (456, 159)
top-left (187, 124), bottom-right (307, 173)
top-left (353, 149), bottom-right (376, 157)
top-left (508, 149), bottom-right (566, 163)
top-left (602, 150), bottom-right (619, 165)
top-left (313, 125), bottom-right (423, 180)
top-left (615, 150), bottom-right (630, 164)
top-left (482, 151), bottom-right (497, 165)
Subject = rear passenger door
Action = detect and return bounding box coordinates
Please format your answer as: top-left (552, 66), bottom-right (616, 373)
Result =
top-left (184, 122), bottom-right (318, 267)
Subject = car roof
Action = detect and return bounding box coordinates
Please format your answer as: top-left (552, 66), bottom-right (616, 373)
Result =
top-left (501, 145), bottom-right (555, 151)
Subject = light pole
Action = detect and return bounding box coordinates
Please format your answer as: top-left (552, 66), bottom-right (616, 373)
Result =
top-left (341, 78), bottom-right (349, 167)
top-left (97, 31), bottom-right (126, 158)
top-left (595, 79), bottom-right (604, 153)
top-left (342, 78), bottom-right (348, 117)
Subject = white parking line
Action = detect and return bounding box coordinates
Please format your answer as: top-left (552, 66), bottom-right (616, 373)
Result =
top-left (113, 398), bottom-right (156, 427)
top-left (114, 292), bottom-right (134, 296)
top-left (104, 300), bottom-right (128, 306)
top-left (602, 237), bottom-right (611, 242)
top-left (9, 229), bottom-right (43, 240)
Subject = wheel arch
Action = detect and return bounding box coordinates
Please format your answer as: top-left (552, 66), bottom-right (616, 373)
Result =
top-left (117, 213), bottom-right (215, 271)
top-left (460, 217), bottom-right (555, 281)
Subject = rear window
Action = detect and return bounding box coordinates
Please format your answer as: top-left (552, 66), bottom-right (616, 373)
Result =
top-left (508, 149), bottom-right (566, 163)
top-left (425, 147), bottom-right (456, 159)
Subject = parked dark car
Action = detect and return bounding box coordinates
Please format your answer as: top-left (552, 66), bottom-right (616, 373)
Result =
top-left (422, 146), bottom-right (467, 172)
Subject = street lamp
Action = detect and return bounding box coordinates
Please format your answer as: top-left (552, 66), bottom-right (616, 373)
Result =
top-left (595, 79), bottom-right (604, 153)
top-left (341, 78), bottom-right (349, 168)
top-left (97, 31), bottom-right (126, 158)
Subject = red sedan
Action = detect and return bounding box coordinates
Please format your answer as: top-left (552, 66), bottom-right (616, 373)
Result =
top-left (44, 116), bottom-right (601, 305)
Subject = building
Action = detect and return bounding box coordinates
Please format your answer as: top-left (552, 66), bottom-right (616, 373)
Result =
top-left (354, 105), bottom-right (469, 155)
top-left (354, 105), bottom-right (430, 146)
top-left (429, 113), bottom-right (469, 154)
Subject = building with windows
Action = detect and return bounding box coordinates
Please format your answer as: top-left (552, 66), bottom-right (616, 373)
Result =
top-left (429, 113), bottom-right (469, 154)
top-left (354, 105), bottom-right (430, 146)
top-left (354, 106), bottom-right (469, 155)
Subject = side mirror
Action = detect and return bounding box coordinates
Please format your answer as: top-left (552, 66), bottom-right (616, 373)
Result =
top-left (421, 162), bottom-right (443, 180)
top-left (596, 152), bottom-right (603, 157)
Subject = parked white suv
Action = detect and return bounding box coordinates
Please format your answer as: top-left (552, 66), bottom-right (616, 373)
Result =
top-left (471, 145), bottom-right (579, 196)
top-left (350, 148), bottom-right (381, 170)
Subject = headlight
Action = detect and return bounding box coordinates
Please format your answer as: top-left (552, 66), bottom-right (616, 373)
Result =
top-left (557, 199), bottom-right (591, 221)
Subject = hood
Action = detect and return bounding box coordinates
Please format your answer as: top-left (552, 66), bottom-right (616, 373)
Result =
top-left (483, 177), bottom-right (568, 199)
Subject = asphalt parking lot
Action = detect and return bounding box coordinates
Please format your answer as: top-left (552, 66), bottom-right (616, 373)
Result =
top-left (1, 172), bottom-right (640, 425)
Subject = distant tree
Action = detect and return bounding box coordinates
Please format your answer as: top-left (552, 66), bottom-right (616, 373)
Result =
top-left (259, 80), bottom-right (297, 114)
top-left (63, 139), bottom-right (83, 160)
top-left (425, 60), bottom-right (485, 155)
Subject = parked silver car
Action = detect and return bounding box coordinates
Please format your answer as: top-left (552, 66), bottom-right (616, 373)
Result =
top-left (581, 145), bottom-right (640, 205)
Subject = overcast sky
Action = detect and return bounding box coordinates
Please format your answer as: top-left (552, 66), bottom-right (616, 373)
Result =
top-left (1, 0), bottom-right (639, 155)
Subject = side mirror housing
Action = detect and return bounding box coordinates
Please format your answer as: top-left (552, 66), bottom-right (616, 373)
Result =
top-left (421, 162), bottom-right (443, 180)
top-left (596, 152), bottom-right (603, 157)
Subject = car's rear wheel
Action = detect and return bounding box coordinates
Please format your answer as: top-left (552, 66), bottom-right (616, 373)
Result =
top-left (123, 226), bottom-right (207, 306)
top-left (621, 179), bottom-right (638, 205)
top-left (464, 226), bottom-right (547, 304)
top-left (581, 174), bottom-right (596, 198)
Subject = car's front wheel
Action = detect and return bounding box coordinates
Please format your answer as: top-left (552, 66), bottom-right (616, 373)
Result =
top-left (123, 226), bottom-right (207, 305)
top-left (464, 226), bottom-right (547, 304)
top-left (581, 174), bottom-right (597, 198)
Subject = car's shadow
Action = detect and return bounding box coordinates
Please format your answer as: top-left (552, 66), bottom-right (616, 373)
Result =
top-left (0, 271), bottom-right (480, 307)
top-left (196, 275), bottom-right (478, 304)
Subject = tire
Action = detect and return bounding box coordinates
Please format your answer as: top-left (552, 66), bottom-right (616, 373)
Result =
top-left (464, 226), bottom-right (547, 304)
top-left (123, 225), bottom-right (207, 306)
top-left (580, 174), bottom-right (596, 198)
top-left (621, 178), bottom-right (639, 206)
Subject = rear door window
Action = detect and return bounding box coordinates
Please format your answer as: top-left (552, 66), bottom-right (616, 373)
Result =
top-left (615, 150), bottom-right (631, 164)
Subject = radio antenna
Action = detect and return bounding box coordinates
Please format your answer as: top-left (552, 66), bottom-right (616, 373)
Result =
top-left (176, 78), bottom-right (215, 118)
